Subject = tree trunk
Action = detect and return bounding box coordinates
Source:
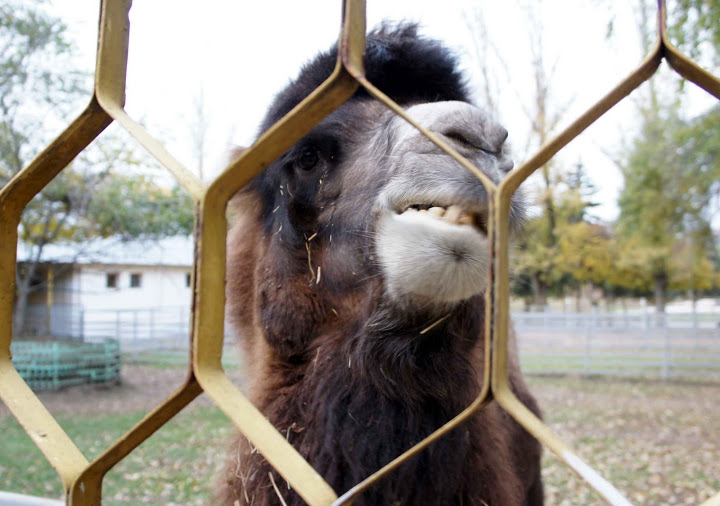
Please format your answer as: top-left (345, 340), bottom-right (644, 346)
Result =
top-left (604, 287), bottom-right (612, 312)
top-left (689, 289), bottom-right (697, 312)
top-left (575, 285), bottom-right (582, 313)
top-left (653, 272), bottom-right (668, 313)
top-left (531, 273), bottom-right (547, 310)
top-left (13, 275), bottom-right (33, 338)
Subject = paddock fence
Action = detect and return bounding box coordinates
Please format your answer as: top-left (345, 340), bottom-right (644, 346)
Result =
top-left (19, 304), bottom-right (720, 379)
top-left (1, 1), bottom-right (719, 505)
top-left (514, 312), bottom-right (720, 380)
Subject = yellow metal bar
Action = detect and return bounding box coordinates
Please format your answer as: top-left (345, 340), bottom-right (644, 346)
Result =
top-left (333, 28), bottom-right (497, 502)
top-left (0, 95), bottom-right (112, 496)
top-left (657, 0), bottom-right (720, 100)
top-left (501, 42), bottom-right (662, 197)
top-left (353, 77), bottom-right (498, 192)
top-left (191, 2), bottom-right (366, 504)
top-left (701, 491), bottom-right (720, 506)
top-left (485, 5), bottom-right (676, 506)
top-left (94, 0), bottom-right (205, 201)
top-left (69, 376), bottom-right (203, 504)
top-left (0, 361), bottom-right (88, 495)
top-left (0, 99), bottom-right (112, 219)
top-left (491, 194), bottom-right (633, 506)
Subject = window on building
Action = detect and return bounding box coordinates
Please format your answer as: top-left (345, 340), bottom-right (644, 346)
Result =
top-left (130, 273), bottom-right (142, 288)
top-left (106, 273), bottom-right (118, 288)
top-left (185, 272), bottom-right (191, 288)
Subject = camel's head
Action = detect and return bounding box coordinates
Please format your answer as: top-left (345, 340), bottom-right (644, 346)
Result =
top-left (228, 24), bottom-right (523, 359)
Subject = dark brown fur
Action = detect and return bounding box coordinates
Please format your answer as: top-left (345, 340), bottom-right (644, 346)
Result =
top-left (219, 24), bottom-right (543, 506)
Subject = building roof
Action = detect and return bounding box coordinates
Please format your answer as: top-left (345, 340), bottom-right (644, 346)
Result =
top-left (17, 236), bottom-right (194, 267)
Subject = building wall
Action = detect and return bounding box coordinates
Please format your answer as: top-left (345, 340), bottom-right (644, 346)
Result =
top-left (25, 265), bottom-right (78, 306)
top-left (77, 264), bottom-right (192, 310)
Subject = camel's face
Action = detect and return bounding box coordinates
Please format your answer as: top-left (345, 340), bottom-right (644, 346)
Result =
top-left (373, 101), bottom-right (518, 304)
top-left (249, 99), bottom-right (521, 311)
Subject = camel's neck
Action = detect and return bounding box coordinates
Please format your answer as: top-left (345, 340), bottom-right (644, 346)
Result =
top-left (252, 296), bottom-right (495, 505)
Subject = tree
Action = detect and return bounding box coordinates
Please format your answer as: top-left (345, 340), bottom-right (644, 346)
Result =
top-left (464, 2), bottom-right (574, 308)
top-left (616, 106), bottom-right (719, 311)
top-left (670, 0), bottom-right (720, 70)
top-left (1, 2), bottom-right (194, 336)
top-left (607, 0), bottom-right (720, 312)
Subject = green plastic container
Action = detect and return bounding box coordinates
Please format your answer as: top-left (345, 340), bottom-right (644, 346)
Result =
top-left (10, 340), bottom-right (121, 391)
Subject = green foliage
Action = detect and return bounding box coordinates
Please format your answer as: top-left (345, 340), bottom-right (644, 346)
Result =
top-left (89, 176), bottom-right (195, 239)
top-left (513, 162), bottom-right (610, 303)
top-left (615, 105), bottom-right (720, 300)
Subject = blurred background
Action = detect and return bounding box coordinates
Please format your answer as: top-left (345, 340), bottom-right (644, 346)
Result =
top-left (2, 1), bottom-right (719, 504)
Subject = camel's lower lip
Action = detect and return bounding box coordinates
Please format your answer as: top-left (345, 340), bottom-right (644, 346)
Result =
top-left (395, 204), bottom-right (487, 235)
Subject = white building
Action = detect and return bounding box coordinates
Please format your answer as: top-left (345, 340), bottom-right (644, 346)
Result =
top-left (17, 236), bottom-right (194, 344)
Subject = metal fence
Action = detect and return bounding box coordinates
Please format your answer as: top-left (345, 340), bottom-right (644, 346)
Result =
top-left (1, 1), bottom-right (719, 505)
top-left (25, 304), bottom-right (191, 345)
top-left (515, 312), bottom-right (720, 380)
top-left (26, 304), bottom-right (720, 379)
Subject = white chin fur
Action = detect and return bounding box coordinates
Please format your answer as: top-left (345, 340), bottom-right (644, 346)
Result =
top-left (376, 211), bottom-right (489, 304)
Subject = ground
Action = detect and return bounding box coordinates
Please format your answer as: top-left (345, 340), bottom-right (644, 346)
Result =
top-left (1, 363), bottom-right (719, 505)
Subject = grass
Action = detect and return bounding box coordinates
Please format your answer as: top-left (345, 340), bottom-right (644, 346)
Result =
top-left (121, 351), bottom-right (242, 370)
top-left (2, 371), bottom-right (719, 504)
top-left (0, 405), bottom-right (235, 505)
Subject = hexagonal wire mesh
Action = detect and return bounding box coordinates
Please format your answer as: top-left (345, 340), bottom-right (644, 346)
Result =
top-left (0, 0), bottom-right (719, 504)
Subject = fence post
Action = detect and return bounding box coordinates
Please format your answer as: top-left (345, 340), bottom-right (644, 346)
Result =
top-left (584, 315), bottom-right (591, 377)
top-left (133, 310), bottom-right (138, 341)
top-left (79, 308), bottom-right (85, 342)
top-left (149, 308), bottom-right (155, 340)
top-left (52, 342), bottom-right (60, 390)
top-left (662, 324), bottom-right (670, 380)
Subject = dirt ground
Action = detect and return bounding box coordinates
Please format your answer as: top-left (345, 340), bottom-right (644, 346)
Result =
top-left (2, 364), bottom-right (719, 505)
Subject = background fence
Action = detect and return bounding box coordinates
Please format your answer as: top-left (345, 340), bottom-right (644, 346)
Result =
top-left (515, 311), bottom-right (720, 379)
top-left (21, 304), bottom-right (720, 379)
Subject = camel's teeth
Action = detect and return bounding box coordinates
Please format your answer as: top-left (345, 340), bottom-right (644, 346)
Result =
top-left (443, 205), bottom-right (464, 223)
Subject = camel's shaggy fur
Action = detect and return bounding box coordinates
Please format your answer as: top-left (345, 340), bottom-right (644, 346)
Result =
top-left (220, 24), bottom-right (543, 506)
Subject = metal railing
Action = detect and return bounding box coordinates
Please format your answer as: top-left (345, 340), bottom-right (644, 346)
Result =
top-left (20, 304), bottom-right (720, 379)
top-left (1, 0), bottom-right (719, 505)
top-left (515, 312), bottom-right (720, 380)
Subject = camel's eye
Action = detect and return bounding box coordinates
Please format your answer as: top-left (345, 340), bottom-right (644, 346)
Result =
top-left (295, 147), bottom-right (319, 171)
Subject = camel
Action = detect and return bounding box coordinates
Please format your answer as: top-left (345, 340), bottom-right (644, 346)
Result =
top-left (220, 24), bottom-right (543, 506)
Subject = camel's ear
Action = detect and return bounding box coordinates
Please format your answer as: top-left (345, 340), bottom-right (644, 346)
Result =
top-left (226, 146), bottom-right (252, 219)
top-left (228, 146), bottom-right (248, 165)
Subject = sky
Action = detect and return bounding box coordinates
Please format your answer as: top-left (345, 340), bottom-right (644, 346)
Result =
top-left (48, 0), bottom-right (718, 222)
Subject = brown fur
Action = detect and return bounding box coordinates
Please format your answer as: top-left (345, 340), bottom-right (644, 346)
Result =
top-left (219, 24), bottom-right (543, 506)
top-left (220, 195), bottom-right (543, 506)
